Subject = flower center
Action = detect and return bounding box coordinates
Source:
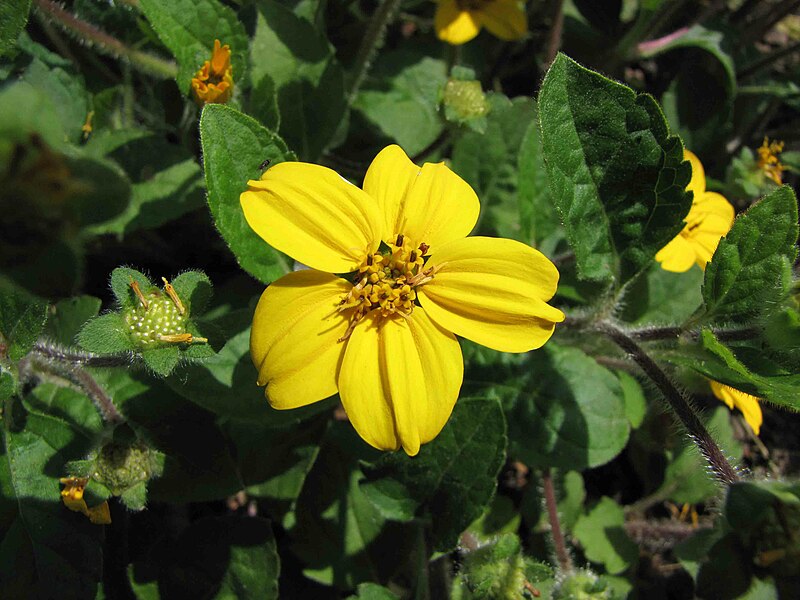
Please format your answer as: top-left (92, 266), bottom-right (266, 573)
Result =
top-left (457, 0), bottom-right (492, 10)
top-left (337, 234), bottom-right (436, 341)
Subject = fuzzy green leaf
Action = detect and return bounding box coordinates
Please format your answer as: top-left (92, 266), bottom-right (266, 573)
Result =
top-left (0, 291), bottom-right (48, 360)
top-left (138, 0), bottom-right (247, 92)
top-left (250, 0), bottom-right (345, 160)
top-left (539, 54), bottom-right (692, 285)
top-left (141, 346), bottom-right (181, 377)
top-left (573, 496), bottom-right (638, 575)
top-left (506, 344), bottom-right (630, 470)
top-left (159, 516), bottom-right (279, 600)
top-left (77, 312), bottom-right (134, 354)
top-left (702, 185), bottom-right (799, 323)
top-left (110, 267), bottom-right (153, 308)
top-left (44, 296), bottom-right (101, 346)
top-left (170, 270), bottom-right (212, 316)
top-left (200, 104), bottom-right (293, 284)
top-left (361, 397), bottom-right (507, 552)
top-left (0, 0), bottom-right (32, 58)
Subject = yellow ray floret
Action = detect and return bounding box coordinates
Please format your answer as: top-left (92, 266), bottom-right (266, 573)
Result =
top-left (655, 150), bottom-right (735, 273)
top-left (241, 145), bottom-right (564, 455)
top-left (709, 380), bottom-right (763, 435)
top-left (434, 0), bottom-right (527, 45)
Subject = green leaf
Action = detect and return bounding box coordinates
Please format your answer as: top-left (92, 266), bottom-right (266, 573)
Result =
top-left (138, 0), bottom-right (247, 92)
top-left (159, 516), bottom-right (279, 600)
top-left (0, 0), bottom-right (32, 58)
top-left (655, 406), bottom-right (742, 504)
top-left (291, 424), bottom-right (418, 588)
top-left (43, 296), bottom-right (101, 346)
top-left (77, 312), bottom-right (134, 354)
top-left (0, 291), bottom-right (48, 360)
top-left (250, 0), bottom-right (345, 160)
top-left (620, 262), bottom-right (704, 325)
top-left (0, 412), bottom-right (104, 598)
top-left (199, 104), bottom-right (293, 284)
top-left (141, 346), bottom-right (181, 377)
top-left (347, 583), bottom-right (400, 600)
top-left (505, 344), bottom-right (630, 470)
top-left (170, 270), bottom-right (212, 316)
top-left (573, 496), bottom-right (638, 574)
top-left (353, 51), bottom-right (447, 156)
top-left (701, 185), bottom-right (799, 323)
top-left (361, 397), bottom-right (507, 552)
top-left (538, 54), bottom-right (692, 285)
top-left (21, 58), bottom-right (88, 144)
top-left (617, 370), bottom-right (647, 429)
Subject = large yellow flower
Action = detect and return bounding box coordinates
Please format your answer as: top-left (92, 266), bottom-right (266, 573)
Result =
top-left (655, 150), bottom-right (735, 272)
top-left (191, 39), bottom-right (234, 105)
top-left (434, 0), bottom-right (527, 46)
top-left (709, 380), bottom-right (762, 435)
top-left (240, 145), bottom-right (564, 455)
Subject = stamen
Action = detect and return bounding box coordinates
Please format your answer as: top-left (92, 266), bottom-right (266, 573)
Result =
top-left (395, 234), bottom-right (404, 247)
top-left (162, 277), bottom-right (186, 315)
top-left (130, 279), bottom-right (149, 309)
top-left (157, 333), bottom-right (208, 344)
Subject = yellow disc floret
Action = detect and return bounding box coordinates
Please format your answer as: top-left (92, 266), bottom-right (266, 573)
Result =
top-left (337, 235), bottom-right (437, 341)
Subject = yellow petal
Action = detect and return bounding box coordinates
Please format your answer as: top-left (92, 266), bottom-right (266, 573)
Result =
top-left (696, 192), bottom-right (735, 224)
top-left (85, 501), bottom-right (112, 525)
top-left (435, 0), bottom-right (481, 45)
top-left (396, 160), bottom-right (479, 251)
top-left (338, 310), bottom-right (463, 456)
top-left (417, 236), bottom-right (564, 353)
top-left (684, 149), bottom-right (706, 199)
top-left (251, 270), bottom-right (351, 409)
top-left (655, 233), bottom-right (696, 273)
top-left (477, 0), bottom-right (527, 41)
top-left (709, 381), bottom-right (762, 435)
top-left (241, 162), bottom-right (382, 273)
top-left (362, 145), bottom-right (421, 242)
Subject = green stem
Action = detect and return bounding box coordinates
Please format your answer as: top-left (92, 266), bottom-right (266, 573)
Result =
top-left (595, 322), bottom-right (740, 486)
top-left (346, 0), bottom-right (402, 103)
top-left (34, 0), bottom-right (178, 80)
top-left (542, 468), bottom-right (573, 573)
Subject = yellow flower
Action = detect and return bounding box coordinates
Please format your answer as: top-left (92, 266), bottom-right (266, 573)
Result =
top-left (709, 381), bottom-right (762, 435)
top-left (60, 477), bottom-right (111, 524)
top-left (191, 39), bottom-right (233, 105)
top-left (240, 145), bottom-right (564, 456)
top-left (434, 0), bottom-right (527, 46)
top-left (655, 150), bottom-right (735, 273)
top-left (757, 136), bottom-right (786, 185)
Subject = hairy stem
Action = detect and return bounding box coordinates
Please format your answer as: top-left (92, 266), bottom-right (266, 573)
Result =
top-left (542, 468), bottom-right (573, 573)
top-left (628, 325), bottom-right (760, 342)
top-left (596, 322), bottom-right (740, 485)
top-left (34, 0), bottom-right (178, 79)
top-left (346, 0), bottom-right (402, 103)
top-left (33, 341), bottom-right (131, 368)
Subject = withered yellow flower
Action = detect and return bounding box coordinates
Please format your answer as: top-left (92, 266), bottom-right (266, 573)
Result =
top-left (655, 150), bottom-right (735, 272)
top-left (191, 39), bottom-right (233, 105)
top-left (240, 145), bottom-right (564, 456)
top-left (434, 0), bottom-right (527, 46)
top-left (709, 380), bottom-right (762, 435)
top-left (60, 477), bottom-right (111, 525)
top-left (757, 137), bottom-right (786, 185)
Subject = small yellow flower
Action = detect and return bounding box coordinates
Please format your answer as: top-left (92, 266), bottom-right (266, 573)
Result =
top-left (240, 145), bottom-right (564, 456)
top-left (434, 0), bottom-right (527, 46)
top-left (60, 477), bottom-right (111, 525)
top-left (655, 150), bottom-right (735, 273)
top-left (709, 380), bottom-right (762, 435)
top-left (191, 39), bottom-right (233, 105)
top-left (757, 137), bottom-right (786, 185)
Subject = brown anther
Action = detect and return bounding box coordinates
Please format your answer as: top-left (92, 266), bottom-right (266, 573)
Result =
top-left (395, 234), bottom-right (404, 247)
top-left (409, 250), bottom-right (417, 262)
top-left (162, 277), bottom-right (186, 315)
top-left (418, 242), bottom-right (429, 255)
top-left (130, 279), bottom-right (149, 309)
top-left (157, 333), bottom-right (207, 344)
top-left (366, 254), bottom-right (373, 266)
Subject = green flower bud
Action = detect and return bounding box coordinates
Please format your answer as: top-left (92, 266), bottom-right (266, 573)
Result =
top-left (92, 440), bottom-right (160, 495)
top-left (460, 534), bottom-right (528, 600)
top-left (442, 79), bottom-right (490, 122)
top-left (125, 291), bottom-right (187, 346)
top-left (552, 569), bottom-right (614, 600)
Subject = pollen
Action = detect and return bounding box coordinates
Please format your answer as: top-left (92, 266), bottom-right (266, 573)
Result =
top-left (337, 236), bottom-right (436, 341)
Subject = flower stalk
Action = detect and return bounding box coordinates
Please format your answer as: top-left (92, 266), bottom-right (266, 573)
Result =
top-left (595, 322), bottom-right (740, 485)
top-left (542, 468), bottom-right (573, 573)
top-left (34, 0), bottom-right (178, 80)
top-left (346, 0), bottom-right (403, 103)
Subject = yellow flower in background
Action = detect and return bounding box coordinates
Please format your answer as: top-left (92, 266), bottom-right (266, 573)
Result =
top-left (60, 477), bottom-right (111, 525)
top-left (655, 150), bottom-right (735, 273)
top-left (435, 0), bottom-right (527, 46)
top-left (757, 137), bottom-right (786, 185)
top-left (709, 381), bottom-right (763, 435)
top-left (191, 39), bottom-right (233, 105)
top-left (240, 145), bottom-right (564, 456)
